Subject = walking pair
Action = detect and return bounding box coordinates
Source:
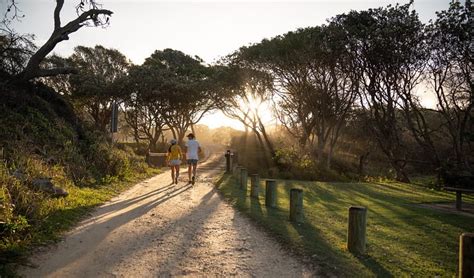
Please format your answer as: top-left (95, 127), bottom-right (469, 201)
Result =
top-left (166, 133), bottom-right (201, 185)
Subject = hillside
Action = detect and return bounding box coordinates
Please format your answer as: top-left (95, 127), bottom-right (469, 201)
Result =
top-left (0, 80), bottom-right (158, 275)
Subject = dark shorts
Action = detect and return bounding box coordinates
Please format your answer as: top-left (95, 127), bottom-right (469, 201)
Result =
top-left (187, 159), bottom-right (198, 165)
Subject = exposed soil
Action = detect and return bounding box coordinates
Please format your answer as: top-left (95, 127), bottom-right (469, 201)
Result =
top-left (415, 202), bottom-right (474, 218)
top-left (19, 155), bottom-right (317, 277)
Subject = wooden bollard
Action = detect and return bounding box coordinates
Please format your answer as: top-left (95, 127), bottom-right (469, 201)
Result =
top-left (240, 168), bottom-right (248, 192)
top-left (265, 180), bottom-right (277, 208)
top-left (250, 174), bottom-right (260, 198)
top-left (233, 166), bottom-right (241, 178)
top-left (225, 150), bottom-right (232, 173)
top-left (460, 233), bottom-right (474, 278)
top-left (289, 188), bottom-right (304, 223)
top-left (347, 206), bottom-right (367, 254)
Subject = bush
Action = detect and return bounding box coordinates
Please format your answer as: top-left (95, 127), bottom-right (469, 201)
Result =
top-left (0, 81), bottom-right (157, 276)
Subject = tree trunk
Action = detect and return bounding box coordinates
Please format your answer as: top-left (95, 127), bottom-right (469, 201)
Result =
top-left (358, 152), bottom-right (370, 179)
top-left (17, 3), bottom-right (113, 81)
top-left (392, 161), bottom-right (410, 183)
top-left (149, 138), bottom-right (158, 152)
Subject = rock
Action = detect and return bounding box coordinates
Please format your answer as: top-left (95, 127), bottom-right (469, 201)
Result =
top-left (12, 169), bottom-right (27, 182)
top-left (52, 187), bottom-right (68, 198)
top-left (32, 178), bottom-right (68, 198)
top-left (32, 178), bottom-right (55, 192)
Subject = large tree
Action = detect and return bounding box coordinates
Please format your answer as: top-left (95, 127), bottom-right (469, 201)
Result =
top-left (123, 49), bottom-right (221, 149)
top-left (2, 0), bottom-right (113, 81)
top-left (425, 0), bottom-right (473, 171)
top-left (234, 25), bottom-right (356, 168)
top-left (216, 66), bottom-right (276, 166)
top-left (46, 45), bottom-right (130, 131)
top-left (332, 2), bottom-right (426, 182)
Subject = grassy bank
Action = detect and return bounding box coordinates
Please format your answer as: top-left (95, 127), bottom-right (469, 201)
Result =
top-left (216, 174), bottom-right (474, 277)
top-left (1, 165), bottom-right (160, 275)
top-left (0, 82), bottom-right (164, 276)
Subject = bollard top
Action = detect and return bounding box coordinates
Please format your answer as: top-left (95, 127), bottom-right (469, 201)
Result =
top-left (250, 173), bottom-right (259, 177)
top-left (290, 188), bottom-right (303, 193)
top-left (349, 206), bottom-right (367, 211)
top-left (240, 168), bottom-right (247, 171)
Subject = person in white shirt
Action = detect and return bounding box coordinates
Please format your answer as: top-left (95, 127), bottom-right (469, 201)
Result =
top-left (184, 133), bottom-right (201, 185)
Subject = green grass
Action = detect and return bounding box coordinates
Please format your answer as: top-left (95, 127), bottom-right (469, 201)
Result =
top-left (31, 168), bottom-right (161, 244)
top-left (0, 167), bottom-right (161, 276)
top-left (216, 175), bottom-right (474, 277)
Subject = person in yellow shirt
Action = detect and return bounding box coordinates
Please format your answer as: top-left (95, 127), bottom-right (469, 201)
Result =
top-left (167, 139), bottom-right (182, 184)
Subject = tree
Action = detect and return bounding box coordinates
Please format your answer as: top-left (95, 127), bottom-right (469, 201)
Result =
top-left (2, 0), bottom-right (113, 81)
top-left (426, 0), bottom-right (473, 171)
top-left (122, 65), bottom-right (170, 151)
top-left (216, 66), bottom-right (276, 167)
top-left (123, 49), bottom-right (221, 149)
top-left (0, 24), bottom-right (36, 77)
top-left (332, 2), bottom-right (425, 182)
top-left (144, 49), bottom-right (221, 145)
top-left (235, 25), bottom-right (356, 168)
top-left (46, 45), bottom-right (130, 131)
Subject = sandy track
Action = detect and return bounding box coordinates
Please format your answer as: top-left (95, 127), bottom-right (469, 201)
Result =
top-left (19, 156), bottom-right (316, 277)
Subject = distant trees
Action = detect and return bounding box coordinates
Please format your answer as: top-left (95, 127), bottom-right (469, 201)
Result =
top-left (45, 45), bottom-right (130, 132)
top-left (225, 0), bottom-right (472, 181)
top-left (123, 49), bottom-right (222, 149)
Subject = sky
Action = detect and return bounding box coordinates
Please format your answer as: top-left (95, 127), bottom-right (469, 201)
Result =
top-left (4, 0), bottom-right (452, 130)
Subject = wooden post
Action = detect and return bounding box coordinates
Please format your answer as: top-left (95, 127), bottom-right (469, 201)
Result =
top-left (265, 179), bottom-right (277, 208)
top-left (240, 168), bottom-right (248, 193)
top-left (347, 206), bottom-right (367, 254)
top-left (232, 152), bottom-right (238, 165)
top-left (460, 233), bottom-right (474, 278)
top-left (456, 191), bottom-right (462, 211)
top-left (250, 174), bottom-right (260, 199)
top-left (233, 166), bottom-right (241, 178)
top-left (289, 188), bottom-right (304, 223)
top-left (225, 150), bottom-right (232, 173)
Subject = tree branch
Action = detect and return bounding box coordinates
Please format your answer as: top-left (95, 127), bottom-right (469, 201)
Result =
top-left (18, 8), bottom-right (113, 81)
top-left (54, 0), bottom-right (64, 30)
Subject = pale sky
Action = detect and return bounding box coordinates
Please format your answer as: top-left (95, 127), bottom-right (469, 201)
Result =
top-left (5, 0), bottom-right (451, 129)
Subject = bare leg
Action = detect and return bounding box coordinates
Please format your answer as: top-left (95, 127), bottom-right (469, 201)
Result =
top-left (170, 166), bottom-right (175, 183)
top-left (192, 163), bottom-right (197, 178)
top-left (175, 165), bottom-right (180, 181)
top-left (188, 164), bottom-right (192, 182)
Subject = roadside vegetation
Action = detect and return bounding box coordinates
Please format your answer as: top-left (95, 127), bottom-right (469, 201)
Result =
top-left (0, 81), bottom-right (160, 276)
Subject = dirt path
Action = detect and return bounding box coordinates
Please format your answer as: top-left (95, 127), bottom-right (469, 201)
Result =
top-left (19, 155), bottom-right (316, 277)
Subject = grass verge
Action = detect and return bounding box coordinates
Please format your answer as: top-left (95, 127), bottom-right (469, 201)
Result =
top-left (215, 174), bottom-right (474, 277)
top-left (0, 167), bottom-right (161, 276)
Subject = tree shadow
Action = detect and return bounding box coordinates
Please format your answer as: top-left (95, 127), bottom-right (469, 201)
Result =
top-left (26, 182), bottom-right (195, 276)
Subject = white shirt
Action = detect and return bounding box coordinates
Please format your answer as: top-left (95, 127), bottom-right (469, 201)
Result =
top-left (186, 139), bottom-right (200, 160)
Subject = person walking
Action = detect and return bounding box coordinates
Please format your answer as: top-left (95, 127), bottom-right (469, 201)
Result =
top-left (184, 133), bottom-right (201, 185)
top-left (167, 139), bottom-right (182, 184)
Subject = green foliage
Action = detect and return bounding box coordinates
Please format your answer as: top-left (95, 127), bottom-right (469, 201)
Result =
top-left (217, 175), bottom-right (474, 277)
top-left (44, 45), bottom-right (131, 132)
top-left (0, 82), bottom-right (159, 275)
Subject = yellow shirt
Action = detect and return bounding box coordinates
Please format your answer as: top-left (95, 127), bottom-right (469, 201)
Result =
top-left (167, 145), bottom-right (182, 161)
